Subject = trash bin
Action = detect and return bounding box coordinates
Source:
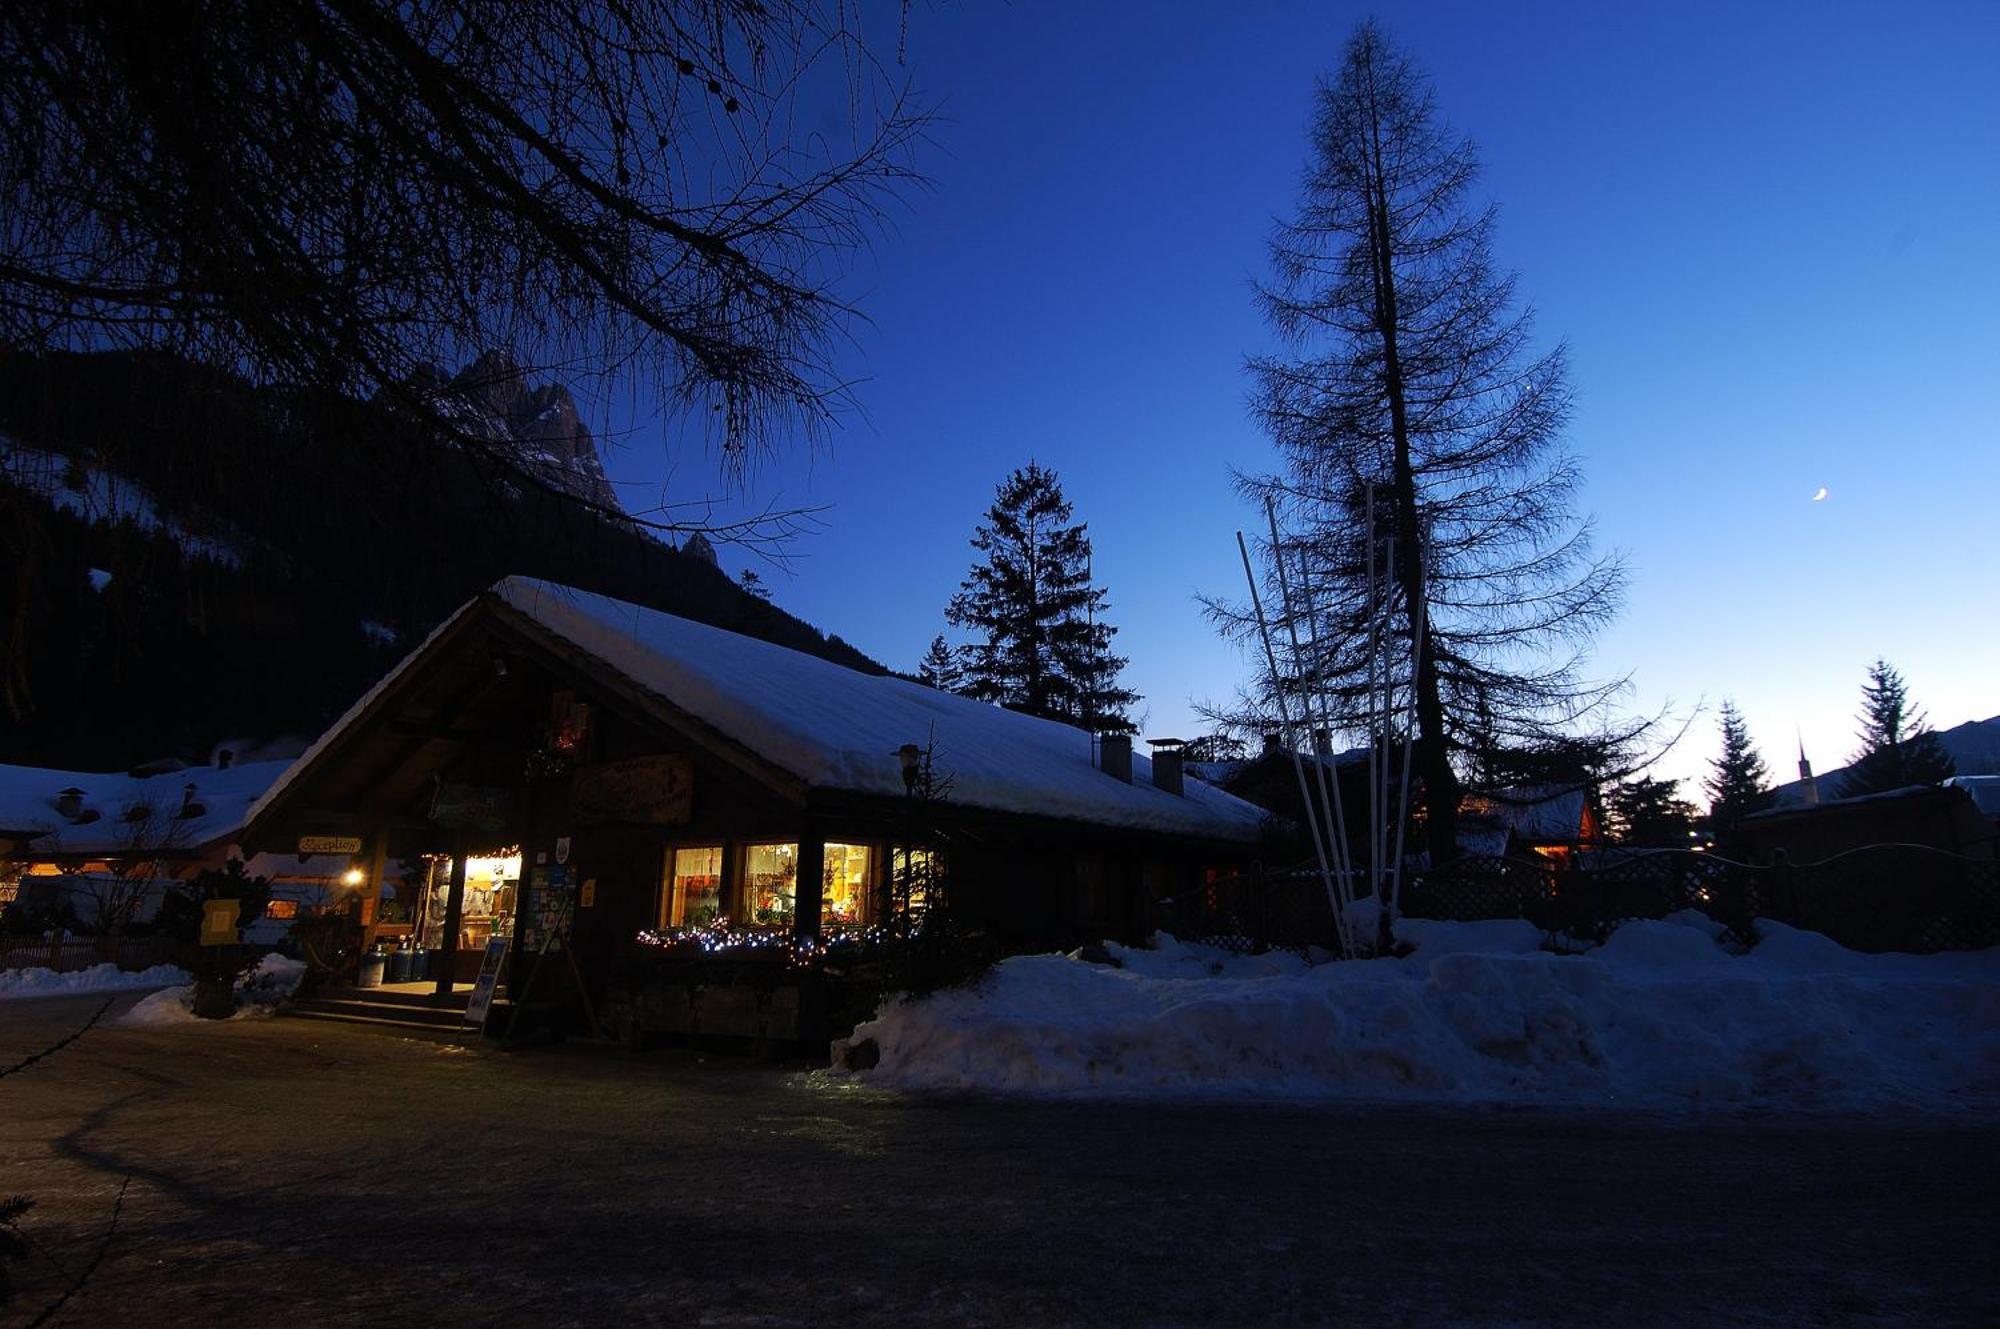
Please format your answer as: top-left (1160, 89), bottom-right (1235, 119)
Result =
top-left (386, 947), bottom-right (412, 983)
top-left (407, 949), bottom-right (430, 982)
top-left (357, 948), bottom-right (387, 988)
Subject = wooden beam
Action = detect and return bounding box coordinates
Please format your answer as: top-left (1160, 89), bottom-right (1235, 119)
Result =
top-left (435, 833), bottom-right (469, 997)
top-left (794, 823), bottom-right (825, 941)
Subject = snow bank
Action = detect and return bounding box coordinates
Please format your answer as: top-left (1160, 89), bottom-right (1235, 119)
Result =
top-left (0, 962), bottom-right (191, 999)
top-left (848, 917), bottom-right (2000, 1112)
top-left (118, 953), bottom-right (307, 1028)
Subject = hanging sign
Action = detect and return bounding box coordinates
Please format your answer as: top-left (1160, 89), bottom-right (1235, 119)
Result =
top-left (199, 898), bottom-right (240, 946)
top-left (580, 877), bottom-right (597, 909)
top-left (429, 782), bottom-right (512, 832)
top-left (554, 836), bottom-right (572, 865)
top-left (572, 754), bottom-right (693, 825)
top-left (297, 835), bottom-right (363, 856)
top-left (462, 933), bottom-right (512, 1028)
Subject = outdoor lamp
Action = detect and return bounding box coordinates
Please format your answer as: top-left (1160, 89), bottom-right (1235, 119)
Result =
top-left (342, 867), bottom-right (365, 887)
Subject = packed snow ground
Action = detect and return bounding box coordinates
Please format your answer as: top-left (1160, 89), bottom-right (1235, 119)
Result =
top-left (848, 913), bottom-right (2000, 1112)
top-left (119, 953), bottom-right (307, 1027)
top-left (0, 961), bottom-right (191, 998)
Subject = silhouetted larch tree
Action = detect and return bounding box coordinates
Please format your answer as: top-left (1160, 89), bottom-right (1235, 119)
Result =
top-left (1840, 659), bottom-right (1955, 796)
top-left (948, 463), bottom-right (1138, 732)
top-left (1225, 20), bottom-right (1641, 863)
top-left (1705, 701), bottom-right (1773, 840)
top-left (0, 2), bottom-right (926, 527)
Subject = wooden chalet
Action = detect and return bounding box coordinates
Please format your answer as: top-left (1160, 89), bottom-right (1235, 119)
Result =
top-left (241, 578), bottom-right (1267, 1005)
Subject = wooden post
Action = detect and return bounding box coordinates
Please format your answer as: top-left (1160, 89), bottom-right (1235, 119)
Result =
top-left (436, 832), bottom-right (469, 996)
top-left (361, 829), bottom-right (390, 954)
top-left (719, 841), bottom-right (739, 926)
top-left (794, 827), bottom-right (824, 941)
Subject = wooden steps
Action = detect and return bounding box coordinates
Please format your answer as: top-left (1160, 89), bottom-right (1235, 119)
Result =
top-left (286, 986), bottom-right (477, 1037)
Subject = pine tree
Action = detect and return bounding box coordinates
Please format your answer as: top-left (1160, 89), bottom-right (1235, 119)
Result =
top-left (738, 568), bottom-right (773, 601)
top-left (1606, 775), bottom-right (1698, 847)
top-left (1840, 658), bottom-right (1956, 796)
top-left (916, 634), bottom-right (963, 693)
top-left (1705, 701), bottom-right (1773, 838)
top-left (947, 463), bottom-right (1139, 731)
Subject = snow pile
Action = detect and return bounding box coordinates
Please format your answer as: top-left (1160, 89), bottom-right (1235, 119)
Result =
top-left (0, 962), bottom-right (191, 999)
top-left (119, 953), bottom-right (307, 1028)
top-left (848, 916), bottom-right (2000, 1112)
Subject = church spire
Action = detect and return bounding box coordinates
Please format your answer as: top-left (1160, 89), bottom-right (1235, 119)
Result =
top-left (1797, 730), bottom-right (1819, 806)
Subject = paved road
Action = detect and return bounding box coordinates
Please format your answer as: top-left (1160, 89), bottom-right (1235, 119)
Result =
top-left (1, 992), bottom-right (1994, 1327)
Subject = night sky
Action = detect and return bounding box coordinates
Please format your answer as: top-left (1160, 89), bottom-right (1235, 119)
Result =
top-left (597, 1), bottom-right (2000, 790)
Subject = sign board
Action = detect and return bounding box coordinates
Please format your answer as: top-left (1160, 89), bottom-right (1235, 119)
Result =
top-left (572, 754), bottom-right (693, 826)
top-left (200, 898), bottom-right (240, 946)
top-left (463, 933), bottom-right (512, 1028)
top-left (429, 782), bottom-right (512, 833)
top-left (554, 835), bottom-right (571, 865)
top-left (580, 877), bottom-right (597, 909)
top-left (297, 835), bottom-right (363, 856)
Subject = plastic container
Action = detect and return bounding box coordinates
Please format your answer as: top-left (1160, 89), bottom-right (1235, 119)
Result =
top-left (407, 949), bottom-right (430, 982)
top-left (356, 949), bottom-right (387, 989)
top-left (385, 948), bottom-right (412, 983)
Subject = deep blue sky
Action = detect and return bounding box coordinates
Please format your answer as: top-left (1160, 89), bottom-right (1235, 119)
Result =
top-left (596, 1), bottom-right (2000, 792)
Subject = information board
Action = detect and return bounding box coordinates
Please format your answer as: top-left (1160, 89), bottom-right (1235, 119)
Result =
top-left (462, 933), bottom-right (512, 1029)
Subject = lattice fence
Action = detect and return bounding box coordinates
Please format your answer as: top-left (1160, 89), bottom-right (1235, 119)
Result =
top-left (1166, 845), bottom-right (1998, 956)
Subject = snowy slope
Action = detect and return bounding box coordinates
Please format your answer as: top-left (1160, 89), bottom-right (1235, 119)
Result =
top-left (847, 914), bottom-right (2000, 1112)
top-left (493, 578), bottom-right (1267, 841)
top-left (0, 434), bottom-right (246, 566)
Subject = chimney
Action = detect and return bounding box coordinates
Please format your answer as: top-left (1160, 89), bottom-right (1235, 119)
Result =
top-left (1099, 733), bottom-right (1132, 783)
top-left (1312, 727), bottom-right (1331, 757)
top-left (1149, 739), bottom-right (1186, 797)
top-left (56, 787), bottom-right (85, 820)
top-left (216, 748), bottom-right (234, 770)
top-left (1261, 731), bottom-right (1282, 758)
top-left (179, 782), bottom-right (206, 820)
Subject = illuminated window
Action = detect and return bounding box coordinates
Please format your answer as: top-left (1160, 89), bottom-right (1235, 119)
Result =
top-left (265, 898), bottom-right (299, 920)
top-left (741, 843), bottom-right (798, 928)
top-left (890, 847), bottom-right (936, 920)
top-left (664, 846), bottom-right (724, 928)
top-left (822, 843), bottom-right (873, 926)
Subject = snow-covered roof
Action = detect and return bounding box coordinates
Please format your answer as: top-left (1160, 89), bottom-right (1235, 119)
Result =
top-left (257, 578), bottom-right (1266, 843)
top-left (0, 759), bottom-right (291, 857)
top-left (493, 579), bottom-right (1267, 841)
top-left (1464, 785), bottom-right (1590, 843)
top-left (1943, 775), bottom-right (2000, 819)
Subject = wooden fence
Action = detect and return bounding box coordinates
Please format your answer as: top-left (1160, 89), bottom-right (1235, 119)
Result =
top-left (0, 933), bottom-right (181, 973)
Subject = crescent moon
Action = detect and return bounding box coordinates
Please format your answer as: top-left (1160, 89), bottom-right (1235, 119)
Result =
top-left (1811, 487), bottom-right (1828, 502)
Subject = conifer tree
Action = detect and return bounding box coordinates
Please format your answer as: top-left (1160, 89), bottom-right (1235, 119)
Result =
top-left (916, 634), bottom-right (964, 693)
top-left (1605, 775), bottom-right (1697, 847)
top-left (947, 463), bottom-right (1138, 731)
top-left (1226, 21), bottom-right (1646, 864)
top-left (1840, 659), bottom-right (1956, 796)
top-left (1705, 701), bottom-right (1773, 838)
